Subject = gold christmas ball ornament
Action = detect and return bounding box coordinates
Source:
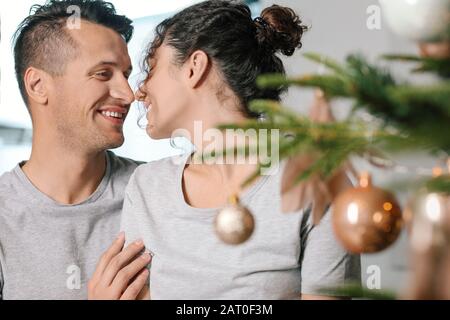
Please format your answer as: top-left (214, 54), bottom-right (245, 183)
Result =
top-left (214, 195), bottom-right (255, 245)
top-left (332, 172), bottom-right (403, 254)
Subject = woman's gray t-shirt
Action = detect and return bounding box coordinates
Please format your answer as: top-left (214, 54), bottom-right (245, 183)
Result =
top-left (120, 154), bottom-right (361, 299)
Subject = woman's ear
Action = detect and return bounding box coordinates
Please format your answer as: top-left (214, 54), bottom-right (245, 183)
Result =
top-left (24, 67), bottom-right (49, 106)
top-left (186, 50), bottom-right (210, 89)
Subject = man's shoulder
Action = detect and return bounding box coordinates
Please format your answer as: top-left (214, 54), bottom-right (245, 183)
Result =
top-left (109, 151), bottom-right (144, 165)
top-left (107, 151), bottom-right (143, 176)
top-left (0, 167), bottom-right (22, 208)
top-left (0, 167), bottom-right (19, 193)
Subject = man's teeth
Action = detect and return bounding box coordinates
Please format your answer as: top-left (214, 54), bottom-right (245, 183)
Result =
top-left (101, 111), bottom-right (123, 119)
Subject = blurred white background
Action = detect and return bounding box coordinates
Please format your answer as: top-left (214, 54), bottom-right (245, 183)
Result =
top-left (0, 0), bottom-right (208, 169)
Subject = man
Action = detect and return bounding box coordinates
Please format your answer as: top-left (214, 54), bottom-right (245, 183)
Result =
top-left (0, 0), bottom-right (150, 299)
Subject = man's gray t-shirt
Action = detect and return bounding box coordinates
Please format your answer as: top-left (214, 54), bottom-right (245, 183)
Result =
top-left (120, 154), bottom-right (361, 299)
top-left (0, 151), bottom-right (140, 300)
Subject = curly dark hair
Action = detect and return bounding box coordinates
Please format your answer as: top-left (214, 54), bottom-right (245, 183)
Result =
top-left (13, 0), bottom-right (134, 107)
top-left (141, 0), bottom-right (308, 118)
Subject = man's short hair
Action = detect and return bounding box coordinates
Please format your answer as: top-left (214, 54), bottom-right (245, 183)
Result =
top-left (13, 0), bottom-right (134, 107)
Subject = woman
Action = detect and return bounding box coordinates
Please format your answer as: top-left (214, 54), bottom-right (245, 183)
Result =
top-left (121, 0), bottom-right (360, 300)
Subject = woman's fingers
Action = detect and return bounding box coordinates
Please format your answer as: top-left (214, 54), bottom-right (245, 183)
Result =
top-left (111, 251), bottom-right (152, 292)
top-left (88, 235), bottom-right (151, 300)
top-left (90, 232), bottom-right (125, 283)
top-left (119, 269), bottom-right (150, 300)
top-left (99, 239), bottom-right (146, 287)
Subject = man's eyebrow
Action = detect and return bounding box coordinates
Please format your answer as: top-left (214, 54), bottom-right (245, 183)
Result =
top-left (89, 61), bottom-right (133, 73)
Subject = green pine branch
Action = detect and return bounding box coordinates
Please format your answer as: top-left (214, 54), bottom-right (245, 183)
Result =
top-left (382, 54), bottom-right (450, 78)
top-left (256, 54), bottom-right (450, 153)
top-left (214, 52), bottom-right (450, 195)
top-left (427, 175), bottom-right (450, 195)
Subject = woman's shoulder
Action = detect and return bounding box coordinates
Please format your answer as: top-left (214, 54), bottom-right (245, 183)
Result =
top-left (140, 153), bottom-right (188, 171)
top-left (128, 153), bottom-right (189, 187)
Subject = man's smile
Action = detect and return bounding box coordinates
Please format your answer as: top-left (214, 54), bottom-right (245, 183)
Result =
top-left (97, 105), bottom-right (128, 125)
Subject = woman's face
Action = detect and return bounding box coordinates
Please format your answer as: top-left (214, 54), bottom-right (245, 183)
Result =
top-left (138, 44), bottom-right (191, 140)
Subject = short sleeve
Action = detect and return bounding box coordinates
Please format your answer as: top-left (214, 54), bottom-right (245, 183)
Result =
top-left (300, 206), bottom-right (361, 296)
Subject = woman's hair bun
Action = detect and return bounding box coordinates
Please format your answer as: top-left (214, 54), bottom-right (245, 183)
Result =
top-left (255, 4), bottom-right (308, 56)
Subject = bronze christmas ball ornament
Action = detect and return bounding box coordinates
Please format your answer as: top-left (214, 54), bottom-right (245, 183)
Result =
top-left (332, 172), bottom-right (403, 254)
top-left (214, 195), bottom-right (255, 245)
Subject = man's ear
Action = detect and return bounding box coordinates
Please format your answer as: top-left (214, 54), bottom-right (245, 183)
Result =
top-left (24, 67), bottom-right (49, 105)
top-left (186, 50), bottom-right (210, 89)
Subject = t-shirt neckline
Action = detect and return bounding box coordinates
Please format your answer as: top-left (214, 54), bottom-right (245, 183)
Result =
top-left (13, 151), bottom-right (113, 207)
top-left (175, 152), bottom-right (278, 216)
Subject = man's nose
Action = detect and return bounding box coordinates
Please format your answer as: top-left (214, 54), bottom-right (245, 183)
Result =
top-left (111, 79), bottom-right (135, 105)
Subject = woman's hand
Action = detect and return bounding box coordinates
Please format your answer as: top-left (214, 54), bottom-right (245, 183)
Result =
top-left (281, 90), bottom-right (354, 223)
top-left (88, 232), bottom-right (151, 300)
top-left (281, 156), bottom-right (353, 224)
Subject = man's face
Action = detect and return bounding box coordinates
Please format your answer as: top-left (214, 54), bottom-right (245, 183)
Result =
top-left (47, 20), bottom-right (134, 152)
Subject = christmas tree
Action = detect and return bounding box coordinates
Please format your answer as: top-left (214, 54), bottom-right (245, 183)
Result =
top-left (217, 1), bottom-right (450, 300)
